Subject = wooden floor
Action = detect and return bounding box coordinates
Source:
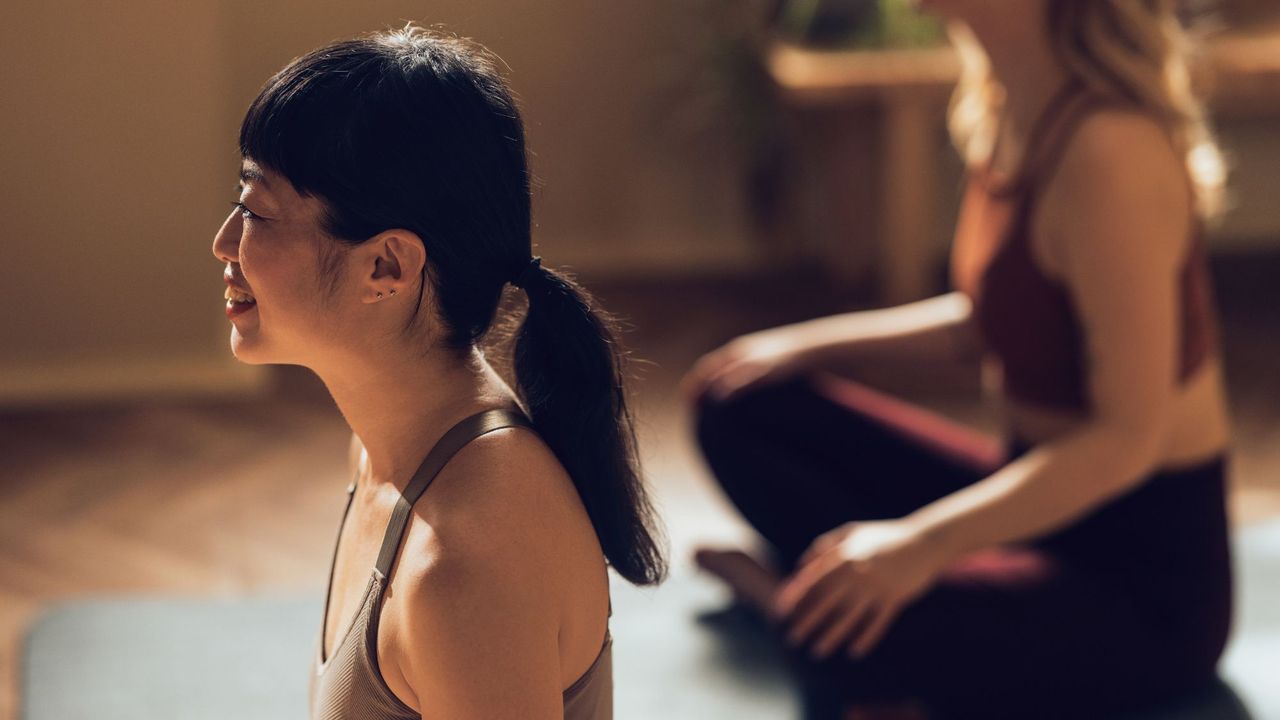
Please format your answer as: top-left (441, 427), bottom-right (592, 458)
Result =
top-left (2, 264), bottom-right (1278, 720)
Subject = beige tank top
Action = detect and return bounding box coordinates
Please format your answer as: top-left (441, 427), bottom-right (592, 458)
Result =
top-left (308, 409), bottom-right (614, 720)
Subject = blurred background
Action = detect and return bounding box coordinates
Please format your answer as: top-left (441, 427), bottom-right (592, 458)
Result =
top-left (2, 1), bottom-right (1279, 718)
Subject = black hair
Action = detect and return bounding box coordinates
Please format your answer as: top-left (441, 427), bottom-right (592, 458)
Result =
top-left (239, 25), bottom-right (665, 585)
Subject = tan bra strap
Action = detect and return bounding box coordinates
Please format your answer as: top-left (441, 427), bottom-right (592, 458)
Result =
top-left (373, 408), bottom-right (534, 580)
top-left (987, 75), bottom-right (1084, 197)
top-left (1019, 88), bottom-right (1140, 198)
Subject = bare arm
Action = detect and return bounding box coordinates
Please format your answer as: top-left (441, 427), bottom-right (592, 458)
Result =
top-left (790, 290), bottom-right (982, 374)
top-left (395, 500), bottom-right (563, 719)
top-left (390, 434), bottom-right (593, 720)
top-left (684, 291), bottom-right (981, 402)
top-left (904, 110), bottom-right (1189, 559)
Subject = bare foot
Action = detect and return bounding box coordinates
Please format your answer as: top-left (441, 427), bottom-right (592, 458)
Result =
top-left (693, 546), bottom-right (783, 615)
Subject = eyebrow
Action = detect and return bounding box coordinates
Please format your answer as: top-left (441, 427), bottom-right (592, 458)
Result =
top-left (239, 165), bottom-right (272, 189)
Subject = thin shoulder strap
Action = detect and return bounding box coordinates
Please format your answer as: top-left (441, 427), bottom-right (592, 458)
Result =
top-left (373, 408), bottom-right (534, 580)
top-left (1020, 88), bottom-right (1137, 196)
top-left (988, 76), bottom-right (1085, 198)
top-left (317, 460), bottom-right (362, 656)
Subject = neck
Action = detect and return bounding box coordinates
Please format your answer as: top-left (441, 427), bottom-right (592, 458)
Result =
top-left (317, 343), bottom-right (516, 491)
top-left (970, 18), bottom-right (1071, 143)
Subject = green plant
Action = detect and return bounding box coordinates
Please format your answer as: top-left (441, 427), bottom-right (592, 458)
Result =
top-left (779, 0), bottom-right (945, 49)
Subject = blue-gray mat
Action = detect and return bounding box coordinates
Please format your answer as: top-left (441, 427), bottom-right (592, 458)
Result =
top-left (22, 521), bottom-right (1280, 719)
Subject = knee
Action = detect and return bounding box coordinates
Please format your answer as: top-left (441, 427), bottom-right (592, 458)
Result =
top-left (693, 376), bottom-right (810, 463)
top-left (692, 390), bottom-right (736, 459)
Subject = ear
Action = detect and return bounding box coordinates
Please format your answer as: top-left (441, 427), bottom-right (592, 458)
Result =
top-left (360, 229), bottom-right (426, 303)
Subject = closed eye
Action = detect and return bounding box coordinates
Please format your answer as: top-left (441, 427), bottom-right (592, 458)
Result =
top-left (229, 200), bottom-right (261, 221)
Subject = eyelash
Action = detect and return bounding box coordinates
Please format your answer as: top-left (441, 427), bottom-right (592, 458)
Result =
top-left (229, 200), bottom-right (260, 221)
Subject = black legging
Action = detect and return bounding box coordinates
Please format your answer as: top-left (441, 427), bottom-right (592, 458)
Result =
top-left (695, 373), bottom-right (1234, 719)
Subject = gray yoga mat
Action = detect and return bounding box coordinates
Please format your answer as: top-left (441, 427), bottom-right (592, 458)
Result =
top-left (21, 521), bottom-right (1280, 719)
top-left (18, 572), bottom-right (800, 720)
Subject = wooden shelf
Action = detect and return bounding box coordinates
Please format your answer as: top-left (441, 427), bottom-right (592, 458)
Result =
top-left (768, 27), bottom-right (1280, 114)
top-left (1203, 26), bottom-right (1280, 114)
top-left (768, 44), bottom-right (959, 102)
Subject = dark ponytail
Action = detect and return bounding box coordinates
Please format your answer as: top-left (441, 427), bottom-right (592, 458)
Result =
top-left (237, 25), bottom-right (665, 585)
top-left (512, 263), bottom-right (665, 585)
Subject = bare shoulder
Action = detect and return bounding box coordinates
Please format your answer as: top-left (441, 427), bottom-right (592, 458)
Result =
top-left (1040, 106), bottom-right (1191, 271)
top-left (1046, 106), bottom-right (1188, 212)
top-left (391, 418), bottom-right (615, 622)
top-left (379, 427), bottom-right (594, 715)
top-left (429, 426), bottom-right (592, 557)
top-left (398, 427), bottom-right (574, 612)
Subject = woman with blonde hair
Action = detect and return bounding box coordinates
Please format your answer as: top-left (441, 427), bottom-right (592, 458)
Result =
top-left (213, 26), bottom-right (664, 719)
top-left (686, 1), bottom-right (1233, 717)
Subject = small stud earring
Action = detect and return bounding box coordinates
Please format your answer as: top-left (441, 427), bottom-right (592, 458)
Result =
top-left (376, 291), bottom-right (383, 299)
top-left (389, 289), bottom-right (397, 296)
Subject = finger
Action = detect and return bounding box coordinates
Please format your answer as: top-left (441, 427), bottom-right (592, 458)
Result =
top-left (784, 576), bottom-right (847, 647)
top-left (780, 557), bottom-right (855, 637)
top-left (799, 528), bottom-right (843, 567)
top-left (774, 552), bottom-right (839, 617)
top-left (798, 541), bottom-right (828, 568)
top-left (849, 601), bottom-right (902, 660)
top-left (812, 596), bottom-right (876, 660)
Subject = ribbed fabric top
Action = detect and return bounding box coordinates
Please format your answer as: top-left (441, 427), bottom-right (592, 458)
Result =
top-left (949, 78), bottom-right (1220, 412)
top-left (308, 408), bottom-right (614, 720)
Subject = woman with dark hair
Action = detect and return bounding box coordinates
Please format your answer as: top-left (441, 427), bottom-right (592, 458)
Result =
top-left (686, 1), bottom-right (1233, 718)
top-left (211, 25), bottom-right (664, 719)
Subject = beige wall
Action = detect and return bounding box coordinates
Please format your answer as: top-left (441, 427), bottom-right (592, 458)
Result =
top-left (1214, 117), bottom-right (1280, 248)
top-left (0, 1), bottom-right (753, 404)
top-left (0, 1), bottom-right (251, 402)
top-left (3, 2), bottom-right (1278, 404)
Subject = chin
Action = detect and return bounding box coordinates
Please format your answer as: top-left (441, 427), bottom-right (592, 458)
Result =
top-left (228, 326), bottom-right (270, 365)
top-left (229, 350), bottom-right (269, 366)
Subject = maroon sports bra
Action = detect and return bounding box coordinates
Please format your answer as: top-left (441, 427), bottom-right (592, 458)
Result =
top-left (949, 79), bottom-right (1221, 413)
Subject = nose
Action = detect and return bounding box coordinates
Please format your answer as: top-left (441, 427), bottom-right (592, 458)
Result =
top-left (212, 208), bottom-right (242, 264)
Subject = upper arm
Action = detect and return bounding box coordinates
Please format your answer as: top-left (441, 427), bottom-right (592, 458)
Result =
top-left (1044, 110), bottom-right (1189, 446)
top-left (859, 291), bottom-right (980, 360)
top-left (395, 493), bottom-right (563, 718)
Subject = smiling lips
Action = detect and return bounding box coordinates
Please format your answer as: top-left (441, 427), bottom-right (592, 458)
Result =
top-left (224, 269), bottom-right (256, 302)
top-left (223, 278), bottom-right (257, 318)
top-left (224, 285), bottom-right (256, 304)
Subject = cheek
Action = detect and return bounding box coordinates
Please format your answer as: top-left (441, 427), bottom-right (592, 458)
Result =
top-left (239, 226), bottom-right (356, 343)
top-left (236, 231), bottom-right (271, 293)
top-left (239, 231), bottom-right (309, 309)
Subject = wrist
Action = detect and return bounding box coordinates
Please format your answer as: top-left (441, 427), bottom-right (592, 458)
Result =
top-left (901, 513), bottom-right (963, 570)
top-left (785, 326), bottom-right (840, 373)
top-left (789, 341), bottom-right (825, 374)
